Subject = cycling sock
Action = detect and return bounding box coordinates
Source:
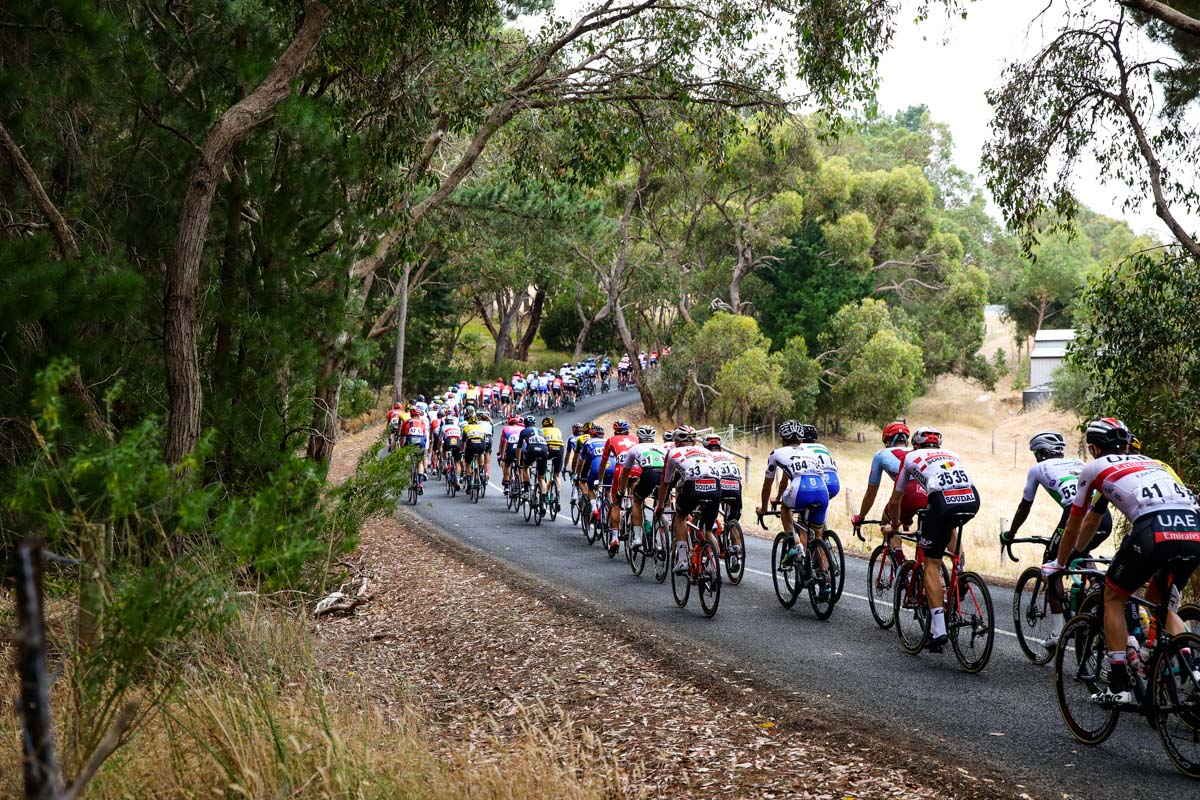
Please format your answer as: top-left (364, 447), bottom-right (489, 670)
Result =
top-left (930, 607), bottom-right (947, 638)
top-left (1049, 615), bottom-right (1063, 637)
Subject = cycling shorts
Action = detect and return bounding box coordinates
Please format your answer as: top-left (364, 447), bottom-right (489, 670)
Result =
top-left (822, 471), bottom-right (840, 499)
top-left (676, 477), bottom-right (721, 529)
top-left (547, 447), bottom-right (563, 475)
top-left (464, 441), bottom-right (487, 460)
top-left (521, 444), bottom-right (549, 472)
top-left (919, 488), bottom-right (980, 559)
top-left (885, 481), bottom-right (929, 529)
top-left (632, 469), bottom-right (662, 501)
top-left (405, 436), bottom-right (427, 449)
top-left (719, 478), bottom-right (742, 521)
top-left (1044, 505), bottom-right (1114, 564)
top-left (503, 444), bottom-right (518, 464)
top-left (610, 465), bottom-right (624, 501)
top-left (441, 436), bottom-right (461, 452)
top-left (781, 474), bottom-right (829, 525)
top-left (584, 456), bottom-right (603, 486)
top-left (1107, 510), bottom-right (1200, 601)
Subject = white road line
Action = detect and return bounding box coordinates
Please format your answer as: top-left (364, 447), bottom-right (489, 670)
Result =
top-left (744, 567), bottom-right (1019, 639)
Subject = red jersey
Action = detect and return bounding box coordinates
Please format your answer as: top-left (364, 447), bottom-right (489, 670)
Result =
top-left (601, 434), bottom-right (637, 469)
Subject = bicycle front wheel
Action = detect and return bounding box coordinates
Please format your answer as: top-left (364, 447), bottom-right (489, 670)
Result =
top-left (867, 545), bottom-right (897, 629)
top-left (652, 518), bottom-right (671, 583)
top-left (824, 530), bottom-right (845, 603)
top-left (894, 561), bottom-right (930, 655)
top-left (524, 492), bottom-right (534, 522)
top-left (807, 538), bottom-right (836, 620)
top-left (671, 547), bottom-right (691, 608)
top-left (570, 488), bottom-right (581, 524)
top-left (950, 571), bottom-right (994, 673)
top-left (1053, 612), bottom-right (1119, 745)
top-left (1179, 603), bottom-right (1200, 633)
top-left (1150, 630), bottom-right (1200, 777)
top-left (1013, 567), bottom-right (1055, 665)
top-left (697, 539), bottom-right (722, 618)
top-left (771, 532), bottom-right (800, 609)
top-left (548, 485), bottom-right (559, 522)
top-left (724, 520), bottom-right (745, 585)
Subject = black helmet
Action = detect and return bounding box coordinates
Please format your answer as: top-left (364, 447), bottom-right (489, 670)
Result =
top-left (571, 422), bottom-right (583, 435)
top-left (542, 416), bottom-right (555, 427)
top-left (1085, 418), bottom-right (1132, 453)
top-left (798, 424), bottom-right (819, 443)
top-left (523, 415), bottom-right (536, 427)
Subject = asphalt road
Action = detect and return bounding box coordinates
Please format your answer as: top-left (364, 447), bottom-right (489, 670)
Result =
top-left (397, 390), bottom-right (1194, 797)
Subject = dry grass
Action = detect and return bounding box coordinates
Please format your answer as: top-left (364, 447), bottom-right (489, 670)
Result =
top-left (0, 601), bottom-right (621, 800)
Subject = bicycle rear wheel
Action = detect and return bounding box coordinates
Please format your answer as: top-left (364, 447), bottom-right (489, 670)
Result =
top-left (1013, 567), bottom-right (1055, 665)
top-left (582, 498), bottom-right (597, 545)
top-left (697, 540), bottom-right (722, 617)
top-left (824, 530), bottom-right (845, 603)
top-left (807, 538), bottom-right (836, 620)
top-left (671, 546), bottom-right (691, 607)
top-left (570, 486), bottom-right (581, 524)
top-left (894, 561), bottom-right (930, 655)
top-left (652, 518), bottom-right (671, 583)
top-left (524, 490), bottom-right (534, 522)
top-left (548, 484), bottom-right (560, 522)
top-left (771, 532), bottom-right (800, 609)
top-left (867, 545), bottom-right (897, 629)
top-left (724, 520), bottom-right (745, 585)
top-left (1053, 613), bottom-right (1119, 745)
top-left (1179, 603), bottom-right (1200, 633)
top-left (950, 571), bottom-right (994, 673)
top-left (1150, 631), bottom-right (1200, 777)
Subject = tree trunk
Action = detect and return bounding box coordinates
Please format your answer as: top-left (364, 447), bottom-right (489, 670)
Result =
top-left (164, 0), bottom-right (331, 464)
top-left (573, 293), bottom-right (611, 360)
top-left (512, 285), bottom-right (546, 361)
top-left (613, 301), bottom-right (658, 417)
top-left (306, 345), bottom-right (345, 463)
top-left (392, 263), bottom-right (412, 403)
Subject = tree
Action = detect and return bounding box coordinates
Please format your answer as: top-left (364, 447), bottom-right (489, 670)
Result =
top-left (772, 335), bottom-right (822, 421)
top-left (1001, 231), bottom-right (1092, 340)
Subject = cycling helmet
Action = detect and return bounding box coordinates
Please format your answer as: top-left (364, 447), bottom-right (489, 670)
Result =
top-left (508, 416), bottom-right (520, 425)
top-left (542, 416), bottom-right (555, 427)
top-left (798, 424), bottom-right (819, 443)
top-left (704, 434), bottom-right (722, 450)
top-left (447, 417), bottom-right (458, 426)
top-left (882, 421), bottom-right (910, 445)
top-left (417, 394), bottom-right (425, 402)
top-left (1129, 435), bottom-right (1142, 454)
top-left (410, 409), bottom-right (421, 417)
top-left (778, 419), bottom-right (802, 442)
top-left (674, 425), bottom-right (696, 443)
top-left (522, 415), bottom-right (535, 427)
top-left (637, 425), bottom-right (656, 442)
top-left (466, 413), bottom-right (477, 423)
top-left (1085, 417), bottom-right (1132, 453)
top-left (1029, 431), bottom-right (1066, 459)
top-left (590, 423), bottom-right (604, 436)
top-left (479, 411), bottom-right (491, 421)
top-left (393, 401), bottom-right (402, 409)
top-left (663, 430), bottom-right (675, 443)
top-left (571, 422), bottom-right (583, 435)
top-left (613, 419), bottom-right (631, 434)
top-left (911, 427), bottom-right (942, 448)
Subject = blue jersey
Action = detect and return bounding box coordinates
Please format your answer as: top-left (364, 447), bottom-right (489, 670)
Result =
top-left (867, 447), bottom-right (907, 487)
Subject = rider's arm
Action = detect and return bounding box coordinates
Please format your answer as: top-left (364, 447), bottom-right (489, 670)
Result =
top-left (1007, 498), bottom-right (1034, 538)
top-left (856, 483), bottom-right (879, 520)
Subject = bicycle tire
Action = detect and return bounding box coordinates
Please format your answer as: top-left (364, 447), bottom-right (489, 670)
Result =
top-left (524, 491), bottom-right (534, 522)
top-left (1179, 603), bottom-right (1200, 633)
top-left (824, 530), bottom-right (846, 603)
top-left (807, 538), bottom-right (836, 620)
top-left (894, 561), bottom-right (930, 655)
top-left (698, 539), bottom-right (722, 617)
top-left (771, 532), bottom-right (799, 609)
top-left (626, 524), bottom-right (647, 576)
top-left (570, 490), bottom-right (580, 525)
top-left (1053, 612), bottom-right (1120, 745)
top-left (548, 485), bottom-right (559, 522)
top-left (582, 498), bottom-right (597, 545)
top-left (652, 518), bottom-right (671, 583)
top-left (533, 489), bottom-right (544, 526)
top-left (479, 474), bottom-right (487, 498)
top-left (446, 473), bottom-right (454, 496)
top-left (724, 520), bottom-right (745, 585)
top-left (1150, 631), bottom-right (1200, 777)
top-left (671, 546), bottom-right (691, 607)
top-left (950, 571), bottom-right (995, 673)
top-left (1013, 567), bottom-right (1056, 665)
top-left (866, 545), bottom-right (896, 629)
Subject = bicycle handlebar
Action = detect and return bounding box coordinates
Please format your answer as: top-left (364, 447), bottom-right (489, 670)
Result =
top-left (852, 519), bottom-right (885, 542)
top-left (999, 533), bottom-right (1052, 563)
top-left (756, 501), bottom-right (782, 531)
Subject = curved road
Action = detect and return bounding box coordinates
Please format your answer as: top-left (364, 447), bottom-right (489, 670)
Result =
top-left (398, 390), bottom-right (1194, 797)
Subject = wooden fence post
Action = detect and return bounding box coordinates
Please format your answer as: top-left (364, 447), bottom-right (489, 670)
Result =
top-left (15, 537), bottom-right (64, 800)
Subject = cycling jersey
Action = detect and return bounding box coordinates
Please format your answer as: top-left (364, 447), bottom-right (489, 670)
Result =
top-left (1022, 456), bottom-right (1085, 508)
top-left (765, 445), bottom-right (826, 480)
top-left (1069, 454), bottom-right (1194, 521)
top-left (440, 423), bottom-right (462, 449)
top-left (805, 442), bottom-right (841, 498)
top-left (462, 423), bottom-right (486, 442)
top-left (895, 447), bottom-right (977, 500)
top-left (401, 417), bottom-right (428, 447)
top-left (663, 445), bottom-right (720, 526)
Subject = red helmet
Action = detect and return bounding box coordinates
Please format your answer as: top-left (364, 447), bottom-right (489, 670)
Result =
top-left (410, 409), bottom-right (420, 417)
top-left (882, 422), bottom-right (910, 445)
top-left (508, 416), bottom-right (520, 425)
top-left (393, 402), bottom-right (402, 409)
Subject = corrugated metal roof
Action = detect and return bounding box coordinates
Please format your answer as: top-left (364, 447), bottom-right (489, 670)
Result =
top-left (1032, 342), bottom-right (1070, 358)
top-left (1034, 328), bottom-right (1075, 342)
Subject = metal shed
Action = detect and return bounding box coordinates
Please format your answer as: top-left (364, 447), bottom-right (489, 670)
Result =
top-left (1029, 329), bottom-right (1075, 388)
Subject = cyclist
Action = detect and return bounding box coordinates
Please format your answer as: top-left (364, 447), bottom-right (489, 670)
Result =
top-left (440, 415), bottom-right (463, 484)
top-left (662, 429), bottom-right (674, 446)
top-left (572, 423), bottom-right (608, 519)
top-left (704, 434), bottom-right (743, 524)
top-left (658, 426), bottom-right (720, 575)
top-left (599, 419), bottom-right (638, 555)
top-left (462, 413), bottom-right (488, 483)
top-left (564, 422), bottom-right (585, 475)
top-left (536, 372), bottom-right (551, 409)
top-left (1043, 418), bottom-right (1200, 704)
top-left (386, 402), bottom-right (404, 449)
top-left (799, 424), bottom-right (840, 501)
top-left (428, 410), bottom-right (443, 475)
top-left (499, 381), bottom-right (513, 416)
top-left (1003, 430), bottom-right (1113, 648)
top-left (757, 420), bottom-right (832, 591)
top-left (517, 415), bottom-right (550, 501)
top-left (499, 415), bottom-right (524, 494)
top-left (542, 417), bottom-right (565, 503)
top-left (886, 427), bottom-right (981, 651)
top-left (617, 425), bottom-right (664, 551)
top-left (852, 422), bottom-right (927, 565)
top-left (400, 409), bottom-right (429, 493)
top-left (413, 394), bottom-right (428, 416)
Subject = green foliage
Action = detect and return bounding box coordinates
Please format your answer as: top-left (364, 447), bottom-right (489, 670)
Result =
top-left (772, 336), bottom-right (822, 421)
top-left (817, 299), bottom-right (924, 426)
top-left (539, 293), bottom-right (620, 354)
top-left (339, 378), bottom-right (376, 418)
top-left (715, 348), bottom-right (791, 424)
top-left (1064, 250), bottom-right (1200, 480)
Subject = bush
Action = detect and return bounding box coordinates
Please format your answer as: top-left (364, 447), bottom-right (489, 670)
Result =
top-left (339, 377), bottom-right (376, 417)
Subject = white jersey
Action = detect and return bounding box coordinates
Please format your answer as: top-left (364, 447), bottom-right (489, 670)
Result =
top-left (895, 447), bottom-right (975, 497)
top-left (709, 450), bottom-right (742, 480)
top-left (620, 442), bottom-right (667, 471)
top-left (663, 445), bottom-right (716, 484)
top-left (1071, 454), bottom-right (1194, 521)
top-left (1022, 457), bottom-right (1085, 508)
top-left (441, 424), bottom-right (462, 442)
top-left (765, 444), bottom-right (825, 480)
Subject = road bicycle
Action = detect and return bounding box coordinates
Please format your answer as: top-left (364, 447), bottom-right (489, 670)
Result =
top-left (1002, 532), bottom-right (1110, 665)
top-left (760, 504), bottom-right (837, 620)
top-left (855, 518), bottom-right (918, 629)
top-left (669, 503), bottom-right (722, 617)
top-left (893, 511), bottom-right (994, 673)
top-left (619, 491), bottom-right (656, 577)
top-left (1054, 590), bottom-right (1200, 777)
top-left (545, 468), bottom-right (561, 523)
top-left (716, 501), bottom-right (746, 585)
top-left (524, 477), bottom-right (546, 526)
top-left (444, 461), bottom-right (458, 498)
top-left (407, 459), bottom-right (421, 506)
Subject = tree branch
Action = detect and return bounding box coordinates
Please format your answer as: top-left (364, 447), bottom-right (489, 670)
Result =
top-left (1120, 0), bottom-right (1200, 37)
top-left (0, 121), bottom-right (79, 259)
